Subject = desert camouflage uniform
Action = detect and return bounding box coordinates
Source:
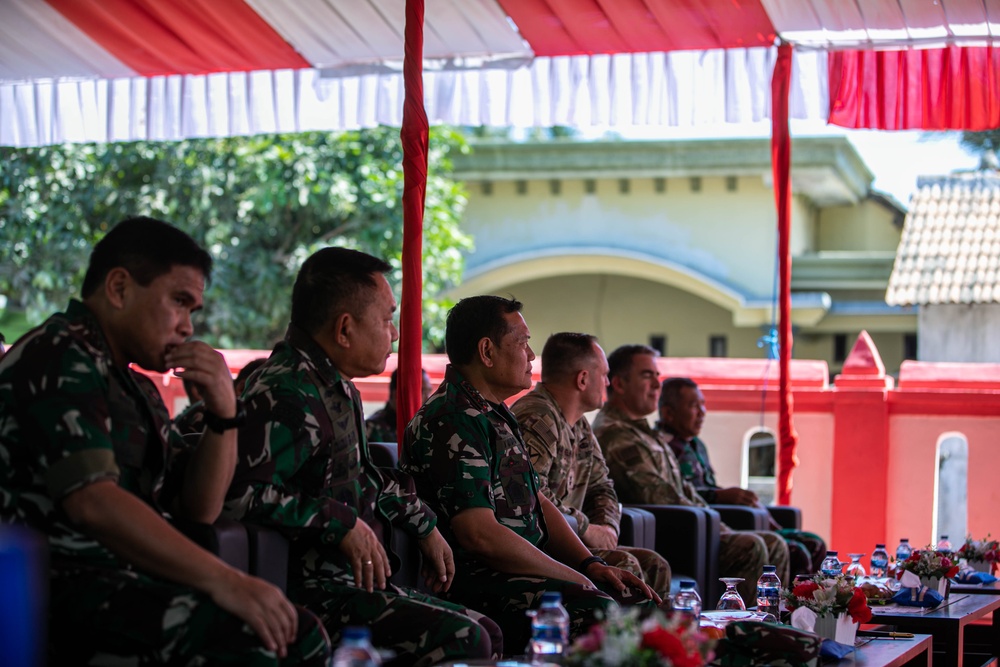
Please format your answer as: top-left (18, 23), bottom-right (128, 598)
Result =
top-left (223, 326), bottom-right (499, 665)
top-left (511, 384), bottom-right (672, 599)
top-left (661, 427), bottom-right (827, 575)
top-left (365, 406), bottom-right (398, 444)
top-left (593, 404), bottom-right (789, 603)
top-left (0, 300), bottom-right (330, 666)
top-left (402, 366), bottom-right (620, 654)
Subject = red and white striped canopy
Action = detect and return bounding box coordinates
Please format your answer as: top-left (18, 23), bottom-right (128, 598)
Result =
top-left (2, 0), bottom-right (997, 146)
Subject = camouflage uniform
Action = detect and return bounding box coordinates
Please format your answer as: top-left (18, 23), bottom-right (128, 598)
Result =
top-left (402, 366), bottom-right (620, 655)
top-left (174, 399), bottom-right (206, 441)
top-left (365, 406), bottom-right (398, 444)
top-left (0, 300), bottom-right (330, 666)
top-left (661, 427), bottom-right (827, 575)
top-left (511, 384), bottom-right (672, 599)
top-left (222, 326), bottom-right (499, 666)
top-left (593, 404), bottom-right (790, 603)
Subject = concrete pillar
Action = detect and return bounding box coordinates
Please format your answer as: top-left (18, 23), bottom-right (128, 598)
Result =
top-left (831, 331), bottom-right (894, 559)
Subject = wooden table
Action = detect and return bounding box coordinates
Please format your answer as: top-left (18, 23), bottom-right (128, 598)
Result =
top-left (869, 593), bottom-right (1000, 667)
top-left (952, 580), bottom-right (1000, 596)
top-left (851, 634), bottom-right (934, 667)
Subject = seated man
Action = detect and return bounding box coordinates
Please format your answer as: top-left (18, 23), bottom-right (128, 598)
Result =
top-left (0, 217), bottom-right (329, 665)
top-left (512, 332), bottom-right (672, 601)
top-left (657, 377), bottom-right (826, 575)
top-left (223, 247), bottom-right (500, 666)
top-left (403, 296), bottom-right (658, 655)
top-left (365, 367), bottom-right (433, 443)
top-left (593, 344), bottom-right (790, 604)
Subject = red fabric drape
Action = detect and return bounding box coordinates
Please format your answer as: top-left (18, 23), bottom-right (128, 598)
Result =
top-left (771, 41), bottom-right (799, 507)
top-left (829, 45), bottom-right (1000, 130)
top-left (397, 0), bottom-right (428, 446)
top-left (46, 0), bottom-right (309, 76)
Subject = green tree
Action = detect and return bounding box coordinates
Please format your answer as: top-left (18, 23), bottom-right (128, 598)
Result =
top-left (0, 128), bottom-right (472, 349)
top-left (960, 130), bottom-right (1000, 165)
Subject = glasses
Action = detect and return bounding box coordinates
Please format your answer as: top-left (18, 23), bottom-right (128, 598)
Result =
top-left (846, 553), bottom-right (867, 580)
top-left (717, 578), bottom-right (746, 611)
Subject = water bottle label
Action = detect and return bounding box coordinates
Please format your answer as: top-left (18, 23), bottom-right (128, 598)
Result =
top-left (533, 625), bottom-right (564, 642)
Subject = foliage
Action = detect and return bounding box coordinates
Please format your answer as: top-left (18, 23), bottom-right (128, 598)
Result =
top-left (0, 128), bottom-right (472, 349)
top-left (783, 574), bottom-right (872, 624)
top-left (959, 130), bottom-right (1000, 160)
top-left (567, 607), bottom-right (714, 667)
top-left (897, 549), bottom-right (959, 580)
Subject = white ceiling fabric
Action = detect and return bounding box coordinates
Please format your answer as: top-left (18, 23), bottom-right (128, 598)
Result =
top-left (246, 0), bottom-right (533, 74)
top-left (0, 0), bottom-right (136, 81)
top-left (761, 0), bottom-right (998, 50)
top-left (0, 47), bottom-right (828, 147)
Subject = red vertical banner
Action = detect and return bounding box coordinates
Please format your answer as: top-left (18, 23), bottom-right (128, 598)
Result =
top-left (771, 41), bottom-right (799, 506)
top-left (397, 0), bottom-right (428, 447)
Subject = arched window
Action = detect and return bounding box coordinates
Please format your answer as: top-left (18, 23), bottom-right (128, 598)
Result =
top-left (933, 432), bottom-right (968, 548)
top-left (744, 429), bottom-right (776, 506)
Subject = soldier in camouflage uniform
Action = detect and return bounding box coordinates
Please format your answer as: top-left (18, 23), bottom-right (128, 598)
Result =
top-left (0, 217), bottom-right (330, 665)
top-left (402, 296), bottom-right (659, 655)
top-left (511, 332), bottom-right (672, 600)
top-left (365, 367), bottom-right (433, 444)
top-left (222, 247), bottom-right (500, 666)
top-left (592, 345), bottom-right (790, 604)
top-left (658, 377), bottom-right (827, 575)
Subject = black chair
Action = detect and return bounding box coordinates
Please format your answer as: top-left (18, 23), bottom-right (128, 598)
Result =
top-left (710, 504), bottom-right (771, 531)
top-left (627, 504), bottom-right (722, 607)
top-left (244, 523), bottom-right (289, 591)
top-left (767, 506), bottom-right (802, 531)
top-left (369, 441), bottom-right (399, 468)
top-left (172, 518), bottom-right (250, 573)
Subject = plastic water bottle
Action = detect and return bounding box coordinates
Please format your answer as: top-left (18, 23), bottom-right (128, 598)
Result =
top-left (672, 580), bottom-right (703, 627)
top-left (527, 591), bottom-right (570, 665)
top-left (821, 551), bottom-right (842, 577)
top-left (871, 544), bottom-right (890, 578)
top-left (756, 565), bottom-right (781, 620)
top-left (937, 535), bottom-right (953, 553)
top-left (332, 626), bottom-right (381, 667)
top-left (896, 538), bottom-right (912, 562)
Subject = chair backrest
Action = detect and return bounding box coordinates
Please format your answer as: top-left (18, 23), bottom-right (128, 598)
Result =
top-left (369, 441), bottom-right (399, 468)
top-left (627, 504), bottom-right (723, 608)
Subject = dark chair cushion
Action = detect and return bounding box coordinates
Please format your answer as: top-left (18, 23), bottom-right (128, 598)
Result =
top-left (172, 518), bottom-right (250, 573)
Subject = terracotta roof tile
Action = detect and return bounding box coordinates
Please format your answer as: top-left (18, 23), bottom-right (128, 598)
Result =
top-left (886, 172), bottom-right (1000, 305)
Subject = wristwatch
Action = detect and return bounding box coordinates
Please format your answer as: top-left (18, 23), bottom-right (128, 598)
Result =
top-left (203, 400), bottom-right (247, 434)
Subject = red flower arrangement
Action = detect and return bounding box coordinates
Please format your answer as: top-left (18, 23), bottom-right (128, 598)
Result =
top-left (956, 536), bottom-right (1000, 574)
top-left (567, 607), bottom-right (715, 667)
top-left (897, 550), bottom-right (960, 580)
top-left (784, 574), bottom-right (872, 624)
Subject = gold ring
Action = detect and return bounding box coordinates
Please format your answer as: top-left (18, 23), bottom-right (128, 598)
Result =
top-left (364, 560), bottom-right (373, 565)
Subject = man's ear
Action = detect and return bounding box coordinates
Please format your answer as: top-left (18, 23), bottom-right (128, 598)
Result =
top-left (104, 267), bottom-right (130, 309)
top-left (575, 368), bottom-right (589, 392)
top-left (609, 374), bottom-right (626, 395)
top-left (332, 312), bottom-right (353, 348)
top-left (478, 336), bottom-right (496, 368)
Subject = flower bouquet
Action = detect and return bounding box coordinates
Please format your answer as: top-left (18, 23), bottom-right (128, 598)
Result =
top-left (783, 573), bottom-right (872, 644)
top-left (567, 607), bottom-right (715, 667)
top-left (956, 536), bottom-right (999, 574)
top-left (897, 549), bottom-right (959, 596)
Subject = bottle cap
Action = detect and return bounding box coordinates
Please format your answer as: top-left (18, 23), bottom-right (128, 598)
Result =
top-left (540, 591), bottom-right (562, 604)
top-left (827, 550), bottom-right (838, 556)
top-left (679, 580), bottom-right (697, 590)
top-left (762, 565), bottom-right (776, 572)
top-left (900, 538), bottom-right (908, 542)
top-left (876, 543), bottom-right (885, 548)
